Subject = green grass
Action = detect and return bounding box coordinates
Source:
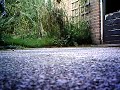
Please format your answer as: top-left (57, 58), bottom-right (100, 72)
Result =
top-left (3, 36), bottom-right (55, 48)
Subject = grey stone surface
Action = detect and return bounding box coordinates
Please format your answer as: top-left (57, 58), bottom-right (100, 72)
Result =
top-left (0, 47), bottom-right (120, 90)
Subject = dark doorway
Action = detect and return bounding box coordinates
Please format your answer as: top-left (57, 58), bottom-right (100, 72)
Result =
top-left (106, 0), bottom-right (120, 14)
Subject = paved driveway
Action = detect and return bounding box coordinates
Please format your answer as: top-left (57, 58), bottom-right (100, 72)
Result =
top-left (0, 47), bottom-right (120, 90)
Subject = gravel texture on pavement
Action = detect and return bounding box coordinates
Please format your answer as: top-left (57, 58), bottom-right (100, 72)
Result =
top-left (0, 47), bottom-right (120, 90)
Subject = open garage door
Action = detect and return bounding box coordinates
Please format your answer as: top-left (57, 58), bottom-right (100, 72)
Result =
top-left (103, 0), bottom-right (120, 44)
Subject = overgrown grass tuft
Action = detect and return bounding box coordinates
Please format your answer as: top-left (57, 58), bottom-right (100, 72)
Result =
top-left (3, 35), bottom-right (55, 48)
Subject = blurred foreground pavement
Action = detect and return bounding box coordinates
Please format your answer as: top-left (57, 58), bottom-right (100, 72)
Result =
top-left (0, 47), bottom-right (120, 90)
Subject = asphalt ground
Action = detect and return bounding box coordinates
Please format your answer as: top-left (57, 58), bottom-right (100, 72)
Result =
top-left (0, 47), bottom-right (120, 90)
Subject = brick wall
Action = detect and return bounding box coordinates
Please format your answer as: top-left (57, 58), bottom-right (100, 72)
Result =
top-left (89, 0), bottom-right (101, 44)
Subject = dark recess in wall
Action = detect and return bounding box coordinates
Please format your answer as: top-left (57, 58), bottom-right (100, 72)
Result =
top-left (106, 0), bottom-right (120, 14)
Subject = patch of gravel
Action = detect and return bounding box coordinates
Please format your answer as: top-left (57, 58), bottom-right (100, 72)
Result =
top-left (0, 47), bottom-right (120, 90)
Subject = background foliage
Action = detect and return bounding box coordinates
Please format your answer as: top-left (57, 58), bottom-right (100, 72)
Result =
top-left (0, 0), bottom-right (92, 48)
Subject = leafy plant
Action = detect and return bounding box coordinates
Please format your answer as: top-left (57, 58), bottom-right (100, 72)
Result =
top-left (54, 20), bottom-right (92, 46)
top-left (0, 0), bottom-right (92, 47)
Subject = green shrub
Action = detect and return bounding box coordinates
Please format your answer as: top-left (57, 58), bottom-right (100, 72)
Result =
top-left (72, 20), bottom-right (92, 44)
top-left (54, 20), bottom-right (92, 46)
